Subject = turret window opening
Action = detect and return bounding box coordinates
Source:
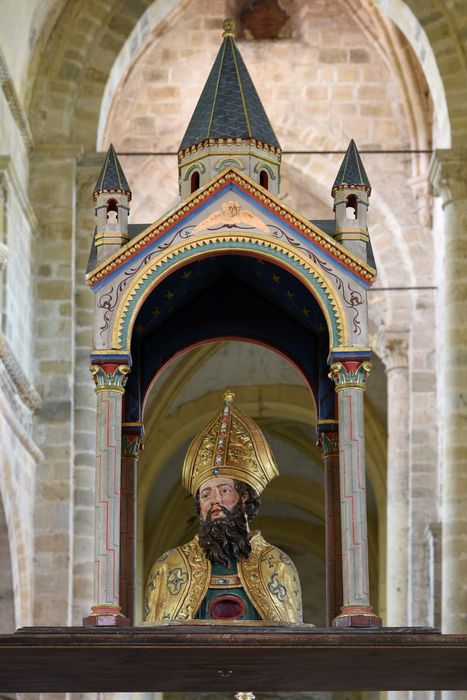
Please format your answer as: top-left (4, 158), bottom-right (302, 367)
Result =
top-left (191, 171), bottom-right (200, 193)
top-left (259, 170), bottom-right (269, 190)
top-left (345, 194), bottom-right (358, 220)
top-left (106, 198), bottom-right (119, 224)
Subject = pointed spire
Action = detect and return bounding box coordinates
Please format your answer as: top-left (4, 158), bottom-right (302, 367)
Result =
top-left (179, 19), bottom-right (280, 151)
top-left (332, 139), bottom-right (371, 196)
top-left (93, 144), bottom-right (132, 201)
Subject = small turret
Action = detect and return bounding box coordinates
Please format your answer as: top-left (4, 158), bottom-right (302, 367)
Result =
top-left (332, 140), bottom-right (371, 261)
top-left (93, 144), bottom-right (131, 264)
top-left (178, 19), bottom-right (281, 198)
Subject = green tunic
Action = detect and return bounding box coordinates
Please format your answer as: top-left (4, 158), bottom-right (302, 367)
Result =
top-left (196, 557), bottom-right (261, 620)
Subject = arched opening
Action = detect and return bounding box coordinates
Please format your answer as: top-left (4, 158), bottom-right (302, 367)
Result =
top-left (106, 198), bottom-right (118, 223)
top-left (345, 194), bottom-right (358, 220)
top-left (190, 171), bottom-right (200, 193)
top-left (259, 169), bottom-right (269, 190)
top-left (140, 346), bottom-right (326, 626)
top-left (137, 346), bottom-right (385, 627)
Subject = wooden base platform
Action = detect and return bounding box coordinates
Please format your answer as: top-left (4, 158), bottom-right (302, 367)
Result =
top-left (0, 625), bottom-right (466, 692)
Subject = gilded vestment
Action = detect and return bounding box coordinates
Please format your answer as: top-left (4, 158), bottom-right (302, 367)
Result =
top-left (144, 531), bottom-right (302, 623)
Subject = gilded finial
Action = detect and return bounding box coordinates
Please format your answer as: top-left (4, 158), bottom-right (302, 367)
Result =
top-left (222, 18), bottom-right (235, 38)
top-left (223, 390), bottom-right (235, 403)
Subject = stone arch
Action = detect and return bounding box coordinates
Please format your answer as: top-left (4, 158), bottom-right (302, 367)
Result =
top-left (90, 0), bottom-right (449, 152)
top-left (93, 0), bottom-right (433, 337)
top-left (27, 0), bottom-right (462, 156)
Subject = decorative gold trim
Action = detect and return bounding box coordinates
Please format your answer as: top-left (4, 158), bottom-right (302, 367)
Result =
top-left (210, 574), bottom-right (242, 587)
top-left (334, 231), bottom-right (369, 241)
top-left (182, 391), bottom-right (279, 495)
top-left (110, 234), bottom-right (347, 350)
top-left (230, 37), bottom-right (252, 137)
top-left (181, 148), bottom-right (280, 170)
top-left (86, 168), bottom-right (376, 285)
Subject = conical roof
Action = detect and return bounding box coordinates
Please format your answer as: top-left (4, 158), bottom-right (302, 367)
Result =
top-left (93, 144), bottom-right (132, 200)
top-left (179, 19), bottom-right (280, 151)
top-left (332, 139), bottom-right (371, 195)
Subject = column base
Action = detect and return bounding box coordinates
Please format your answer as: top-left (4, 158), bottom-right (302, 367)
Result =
top-left (332, 605), bottom-right (382, 628)
top-left (83, 605), bottom-right (129, 627)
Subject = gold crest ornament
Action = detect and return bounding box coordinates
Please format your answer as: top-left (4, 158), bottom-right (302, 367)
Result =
top-left (182, 391), bottom-right (279, 495)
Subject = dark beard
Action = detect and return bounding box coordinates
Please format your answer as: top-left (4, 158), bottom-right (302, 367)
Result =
top-left (198, 502), bottom-right (251, 568)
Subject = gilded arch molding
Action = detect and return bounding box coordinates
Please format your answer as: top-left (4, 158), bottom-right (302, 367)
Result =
top-left (110, 234), bottom-right (348, 352)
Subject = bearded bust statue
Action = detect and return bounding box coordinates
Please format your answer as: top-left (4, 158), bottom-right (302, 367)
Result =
top-left (144, 391), bottom-right (303, 623)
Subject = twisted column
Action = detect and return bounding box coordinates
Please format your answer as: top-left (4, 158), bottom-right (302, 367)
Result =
top-left (84, 362), bottom-right (130, 627)
top-left (317, 422), bottom-right (343, 626)
top-left (329, 359), bottom-right (381, 627)
top-left (120, 425), bottom-right (143, 625)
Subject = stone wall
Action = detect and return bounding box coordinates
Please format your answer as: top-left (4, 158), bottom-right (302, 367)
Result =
top-left (0, 3), bottom-right (466, 700)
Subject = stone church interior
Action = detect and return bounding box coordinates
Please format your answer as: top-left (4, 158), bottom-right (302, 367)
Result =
top-left (0, 0), bottom-right (466, 698)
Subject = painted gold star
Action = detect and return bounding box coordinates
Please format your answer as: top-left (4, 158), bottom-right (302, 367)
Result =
top-left (182, 271), bottom-right (192, 280)
top-left (137, 324), bottom-right (144, 333)
top-left (272, 273), bottom-right (281, 283)
top-left (165, 290), bottom-right (175, 300)
top-left (151, 307), bottom-right (161, 317)
top-left (286, 290), bottom-right (295, 299)
top-left (302, 307), bottom-right (310, 317)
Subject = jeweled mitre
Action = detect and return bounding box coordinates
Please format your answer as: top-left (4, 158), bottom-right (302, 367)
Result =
top-left (182, 391), bottom-right (279, 495)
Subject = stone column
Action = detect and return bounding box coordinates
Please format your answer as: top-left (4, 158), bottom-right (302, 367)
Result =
top-left (430, 151), bottom-right (467, 645)
top-left (329, 359), bottom-right (382, 627)
top-left (317, 422), bottom-right (343, 626)
top-left (83, 362), bottom-right (130, 626)
top-left (120, 424), bottom-right (143, 625)
top-left (379, 331), bottom-right (410, 626)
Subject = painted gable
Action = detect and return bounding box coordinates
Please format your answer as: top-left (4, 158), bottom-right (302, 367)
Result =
top-left (87, 169), bottom-right (375, 354)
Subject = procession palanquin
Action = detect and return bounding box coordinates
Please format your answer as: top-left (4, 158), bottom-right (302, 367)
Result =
top-left (84, 19), bottom-right (381, 629)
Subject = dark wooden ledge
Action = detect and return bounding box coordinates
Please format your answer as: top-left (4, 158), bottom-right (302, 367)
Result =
top-left (1, 625), bottom-right (466, 692)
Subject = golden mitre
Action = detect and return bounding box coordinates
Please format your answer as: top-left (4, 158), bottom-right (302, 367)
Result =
top-left (182, 391), bottom-right (279, 495)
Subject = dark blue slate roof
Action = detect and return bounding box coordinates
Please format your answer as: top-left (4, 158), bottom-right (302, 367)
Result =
top-left (332, 139), bottom-right (371, 193)
top-left (179, 35), bottom-right (280, 150)
top-left (94, 143), bottom-right (131, 198)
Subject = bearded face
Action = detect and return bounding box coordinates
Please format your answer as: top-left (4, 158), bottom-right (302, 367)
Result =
top-left (195, 478), bottom-right (261, 568)
top-left (198, 500), bottom-right (251, 568)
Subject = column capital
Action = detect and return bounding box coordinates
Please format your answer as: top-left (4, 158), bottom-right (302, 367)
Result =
top-left (122, 433), bottom-right (143, 457)
top-left (329, 360), bottom-right (372, 391)
top-left (90, 362), bottom-right (130, 394)
top-left (317, 422), bottom-right (339, 457)
top-left (377, 330), bottom-right (409, 372)
top-left (318, 431), bottom-right (339, 457)
top-left (429, 148), bottom-right (467, 207)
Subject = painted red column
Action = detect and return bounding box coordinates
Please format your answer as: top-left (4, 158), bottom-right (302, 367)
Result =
top-left (120, 424), bottom-right (143, 625)
top-left (329, 359), bottom-right (382, 628)
top-left (318, 422), bottom-right (343, 626)
top-left (84, 362), bottom-right (130, 627)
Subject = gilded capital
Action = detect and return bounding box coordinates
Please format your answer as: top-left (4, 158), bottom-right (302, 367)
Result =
top-left (329, 360), bottom-right (372, 391)
top-left (429, 149), bottom-right (467, 207)
top-left (90, 362), bottom-right (130, 394)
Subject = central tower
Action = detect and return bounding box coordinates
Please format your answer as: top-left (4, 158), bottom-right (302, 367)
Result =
top-left (178, 19), bottom-right (282, 198)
